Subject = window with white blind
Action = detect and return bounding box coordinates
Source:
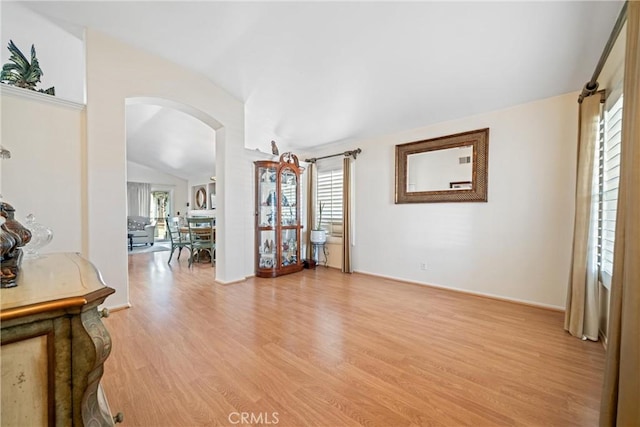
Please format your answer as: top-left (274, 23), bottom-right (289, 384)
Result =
top-left (316, 168), bottom-right (343, 237)
top-left (598, 94), bottom-right (623, 289)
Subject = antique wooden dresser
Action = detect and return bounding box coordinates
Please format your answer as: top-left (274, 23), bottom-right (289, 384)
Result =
top-left (1, 252), bottom-right (121, 426)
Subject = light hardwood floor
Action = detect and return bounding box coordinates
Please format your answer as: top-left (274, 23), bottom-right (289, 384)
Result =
top-left (102, 251), bottom-right (605, 426)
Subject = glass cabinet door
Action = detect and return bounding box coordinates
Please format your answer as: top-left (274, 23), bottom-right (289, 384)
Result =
top-left (280, 228), bottom-right (298, 267)
top-left (257, 166), bottom-right (277, 227)
top-left (280, 168), bottom-right (297, 226)
top-left (258, 229), bottom-right (276, 269)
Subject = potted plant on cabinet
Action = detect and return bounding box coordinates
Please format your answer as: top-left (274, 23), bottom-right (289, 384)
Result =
top-left (310, 202), bottom-right (327, 244)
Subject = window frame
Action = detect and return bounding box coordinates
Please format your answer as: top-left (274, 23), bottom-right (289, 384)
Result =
top-left (597, 92), bottom-right (623, 289)
top-left (315, 165), bottom-right (344, 239)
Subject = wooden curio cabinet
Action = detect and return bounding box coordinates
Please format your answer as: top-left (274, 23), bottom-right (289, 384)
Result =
top-left (255, 153), bottom-right (304, 277)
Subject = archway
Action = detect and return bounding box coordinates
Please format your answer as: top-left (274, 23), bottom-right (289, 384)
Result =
top-left (125, 97), bottom-right (220, 275)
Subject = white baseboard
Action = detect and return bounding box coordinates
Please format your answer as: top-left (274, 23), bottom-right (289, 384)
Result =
top-left (103, 302), bottom-right (132, 312)
top-left (354, 270), bottom-right (565, 312)
top-left (215, 277), bottom-right (247, 285)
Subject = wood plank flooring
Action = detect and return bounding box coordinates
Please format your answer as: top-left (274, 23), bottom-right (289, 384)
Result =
top-left (101, 251), bottom-right (605, 426)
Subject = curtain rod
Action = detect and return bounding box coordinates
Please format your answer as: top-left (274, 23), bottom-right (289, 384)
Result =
top-left (578, 1), bottom-right (628, 103)
top-left (305, 148), bottom-right (362, 163)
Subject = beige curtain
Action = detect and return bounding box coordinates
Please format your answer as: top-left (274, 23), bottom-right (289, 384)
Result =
top-left (127, 182), bottom-right (151, 217)
top-left (564, 94), bottom-right (602, 340)
top-left (342, 157), bottom-right (352, 273)
top-left (600, 3), bottom-right (640, 425)
top-left (306, 162), bottom-right (316, 260)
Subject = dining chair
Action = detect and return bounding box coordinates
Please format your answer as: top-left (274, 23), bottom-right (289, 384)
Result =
top-left (187, 217), bottom-right (215, 267)
top-left (167, 220), bottom-right (190, 264)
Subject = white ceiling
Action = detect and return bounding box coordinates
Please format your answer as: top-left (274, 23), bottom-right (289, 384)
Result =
top-left (25, 1), bottom-right (623, 177)
top-left (126, 104), bottom-right (215, 181)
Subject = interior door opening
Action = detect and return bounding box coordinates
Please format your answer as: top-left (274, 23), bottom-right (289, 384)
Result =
top-left (151, 191), bottom-right (170, 241)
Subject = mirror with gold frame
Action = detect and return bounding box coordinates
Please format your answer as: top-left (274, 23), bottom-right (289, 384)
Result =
top-left (395, 128), bottom-right (489, 203)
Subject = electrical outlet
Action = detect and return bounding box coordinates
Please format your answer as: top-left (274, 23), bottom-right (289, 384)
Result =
top-left (419, 262), bottom-right (427, 270)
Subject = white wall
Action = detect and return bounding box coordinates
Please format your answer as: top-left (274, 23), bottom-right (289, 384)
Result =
top-left (304, 92), bottom-right (578, 308)
top-left (1, 87), bottom-right (85, 254)
top-left (126, 160), bottom-right (188, 218)
top-left (599, 22), bottom-right (626, 98)
top-left (0, 2), bottom-right (84, 103)
top-left (85, 29), bottom-right (246, 308)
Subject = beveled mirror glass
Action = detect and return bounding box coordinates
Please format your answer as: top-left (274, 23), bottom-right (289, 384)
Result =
top-left (395, 128), bottom-right (489, 203)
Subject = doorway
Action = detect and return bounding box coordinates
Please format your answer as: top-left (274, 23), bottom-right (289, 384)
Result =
top-left (150, 191), bottom-right (170, 240)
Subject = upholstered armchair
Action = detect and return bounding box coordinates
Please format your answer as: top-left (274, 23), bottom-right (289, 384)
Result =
top-left (127, 216), bottom-right (156, 246)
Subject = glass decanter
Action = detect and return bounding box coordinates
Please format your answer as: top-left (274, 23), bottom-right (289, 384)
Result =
top-left (22, 214), bottom-right (53, 257)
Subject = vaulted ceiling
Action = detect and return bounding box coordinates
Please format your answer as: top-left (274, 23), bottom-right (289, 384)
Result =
top-left (25, 1), bottom-right (624, 178)
top-left (126, 104), bottom-right (215, 181)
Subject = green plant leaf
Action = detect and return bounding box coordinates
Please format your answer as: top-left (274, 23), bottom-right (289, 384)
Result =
top-left (2, 63), bottom-right (20, 72)
top-left (6, 41), bottom-right (29, 73)
top-left (1, 40), bottom-right (45, 90)
top-left (0, 74), bottom-right (20, 83)
top-left (38, 86), bottom-right (55, 95)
